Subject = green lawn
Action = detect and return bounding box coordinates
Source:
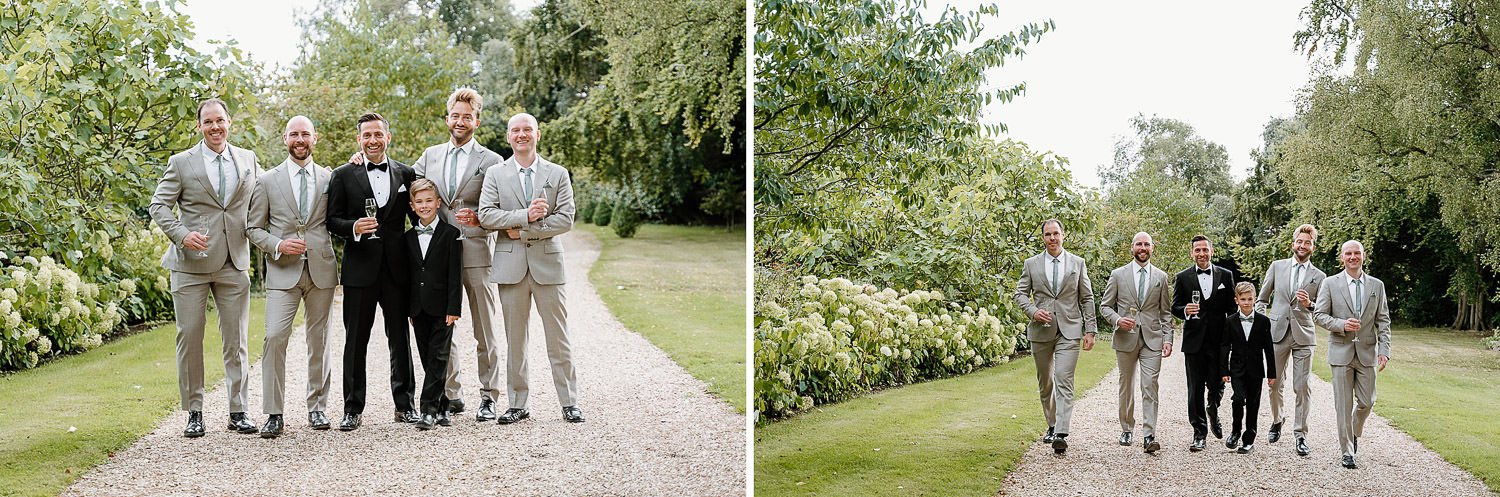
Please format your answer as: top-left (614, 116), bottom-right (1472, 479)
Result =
top-left (579, 223), bottom-right (746, 412)
top-left (754, 341), bottom-right (1116, 496)
top-left (0, 298), bottom-right (275, 497)
top-left (1311, 326), bottom-right (1500, 493)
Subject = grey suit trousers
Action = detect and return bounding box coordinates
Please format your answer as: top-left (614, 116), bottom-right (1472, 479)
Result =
top-left (172, 260), bottom-right (251, 412)
top-left (500, 273), bottom-right (578, 409)
top-left (1332, 358), bottom-right (1377, 457)
top-left (261, 265), bottom-right (335, 415)
top-left (1116, 341), bottom-right (1163, 437)
top-left (445, 266), bottom-right (503, 402)
top-left (1033, 336), bottom-right (1080, 433)
top-left (1269, 335), bottom-right (1314, 435)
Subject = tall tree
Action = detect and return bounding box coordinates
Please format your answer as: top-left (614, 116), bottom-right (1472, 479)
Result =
top-left (1284, 0), bottom-right (1500, 329)
top-left (1225, 117), bottom-right (1300, 281)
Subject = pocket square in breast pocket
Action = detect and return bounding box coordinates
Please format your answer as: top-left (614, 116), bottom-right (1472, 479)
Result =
top-left (1218, 283), bottom-right (1226, 289)
top-left (397, 184), bottom-right (408, 193)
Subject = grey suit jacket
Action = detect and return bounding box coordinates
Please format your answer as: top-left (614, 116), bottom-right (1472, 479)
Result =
top-left (476, 155), bottom-right (575, 285)
top-left (149, 142), bottom-right (258, 273)
top-left (412, 141), bottom-right (504, 268)
top-left (1099, 262), bottom-right (1174, 352)
top-left (1313, 272), bottom-right (1392, 367)
top-left (1256, 257), bottom-right (1326, 346)
top-left (1015, 250), bottom-right (1098, 342)
top-left (246, 159), bottom-right (338, 290)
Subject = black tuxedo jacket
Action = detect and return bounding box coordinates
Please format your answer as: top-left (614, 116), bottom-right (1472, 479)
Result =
top-left (1171, 264), bottom-right (1237, 354)
top-left (404, 219), bottom-right (463, 318)
top-left (1220, 312), bottom-right (1277, 380)
top-left (327, 160), bottom-right (417, 288)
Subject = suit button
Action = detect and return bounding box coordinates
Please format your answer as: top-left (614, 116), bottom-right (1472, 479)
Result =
top-left (525, 242), bottom-right (532, 247)
top-left (420, 282), bottom-right (425, 286)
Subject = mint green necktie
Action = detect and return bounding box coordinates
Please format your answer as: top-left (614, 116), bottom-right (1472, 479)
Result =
top-left (1050, 258), bottom-right (1060, 294)
top-left (1137, 267), bottom-right (1147, 303)
top-left (1352, 279), bottom-right (1364, 315)
top-left (297, 168), bottom-right (310, 220)
top-left (448, 147), bottom-right (462, 200)
top-left (215, 154), bottom-right (227, 201)
top-left (522, 167), bottom-right (534, 200)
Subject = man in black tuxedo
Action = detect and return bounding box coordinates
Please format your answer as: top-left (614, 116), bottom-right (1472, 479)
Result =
top-left (1220, 281), bottom-right (1277, 454)
top-left (1172, 234), bottom-right (1236, 452)
top-left (404, 178), bottom-right (464, 430)
top-left (327, 112), bottom-right (419, 430)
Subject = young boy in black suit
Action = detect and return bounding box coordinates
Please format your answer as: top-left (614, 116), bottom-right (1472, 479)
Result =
top-left (1220, 281), bottom-right (1277, 453)
top-left (404, 178), bottom-right (463, 430)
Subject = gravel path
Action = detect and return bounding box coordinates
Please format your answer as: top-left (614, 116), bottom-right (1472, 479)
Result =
top-left (64, 231), bottom-right (745, 496)
top-left (999, 340), bottom-right (1494, 497)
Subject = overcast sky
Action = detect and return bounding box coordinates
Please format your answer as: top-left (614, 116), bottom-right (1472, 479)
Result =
top-left (939, 0), bottom-right (1315, 188)
top-left (181, 1), bottom-right (1313, 190)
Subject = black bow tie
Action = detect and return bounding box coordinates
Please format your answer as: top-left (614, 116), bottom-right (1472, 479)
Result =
top-left (366, 161), bottom-right (387, 172)
top-left (1196, 268), bottom-right (1212, 275)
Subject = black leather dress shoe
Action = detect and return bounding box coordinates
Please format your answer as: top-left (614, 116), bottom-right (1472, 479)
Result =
top-left (476, 398), bottom-right (498, 422)
top-left (1042, 426), bottom-right (1056, 444)
top-left (228, 412), bottom-right (258, 434)
top-left (184, 410), bottom-right (205, 438)
top-left (563, 406), bottom-right (585, 423)
top-left (416, 413), bottom-right (437, 431)
top-left (1052, 434), bottom-right (1068, 454)
top-left (260, 414), bottom-right (284, 438)
top-left (338, 413), bottom-right (362, 431)
top-left (395, 409), bottom-right (420, 423)
top-left (1143, 435), bottom-right (1160, 454)
top-left (1342, 455), bottom-right (1358, 469)
top-left (1119, 432), bottom-right (1132, 446)
top-left (497, 408), bottom-right (530, 425)
top-left (437, 410), bottom-right (452, 426)
top-left (1210, 418), bottom-right (1223, 439)
top-left (1190, 438), bottom-right (1206, 452)
top-left (1268, 419), bottom-right (1283, 443)
top-left (448, 398), bottom-right (466, 414)
top-left (309, 411), bottom-right (331, 430)
top-left (1225, 433), bottom-right (1240, 449)
top-left (1237, 443), bottom-right (1254, 454)
top-left (1296, 435), bottom-right (1310, 456)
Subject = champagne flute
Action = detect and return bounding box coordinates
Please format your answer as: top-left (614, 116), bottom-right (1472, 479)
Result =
top-left (294, 223), bottom-right (308, 261)
top-left (187, 225), bottom-right (209, 259)
top-left (1189, 291), bottom-right (1202, 320)
top-left (364, 198), bottom-right (380, 239)
top-left (452, 201), bottom-right (467, 241)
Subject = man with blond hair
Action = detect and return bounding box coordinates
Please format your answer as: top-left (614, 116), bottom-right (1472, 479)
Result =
top-left (1255, 223), bottom-right (1326, 455)
top-left (411, 88), bottom-right (506, 421)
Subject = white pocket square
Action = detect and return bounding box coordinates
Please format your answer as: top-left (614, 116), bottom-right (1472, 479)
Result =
top-left (1218, 283), bottom-right (1226, 289)
top-left (397, 185), bottom-right (408, 193)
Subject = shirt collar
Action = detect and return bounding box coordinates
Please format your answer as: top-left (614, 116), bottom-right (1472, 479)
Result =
top-left (1046, 250), bottom-right (1067, 263)
top-left (1134, 260), bottom-right (1152, 273)
top-left (1239, 311), bottom-right (1255, 320)
top-left (201, 141), bottom-right (231, 161)
top-left (451, 139), bottom-right (476, 156)
top-left (418, 217), bottom-right (439, 231)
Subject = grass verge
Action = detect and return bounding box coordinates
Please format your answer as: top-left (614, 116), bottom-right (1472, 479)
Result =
top-left (0, 298), bottom-right (275, 497)
top-left (1312, 326), bottom-right (1500, 494)
top-left (754, 340), bottom-right (1116, 496)
top-left (579, 223), bottom-right (746, 412)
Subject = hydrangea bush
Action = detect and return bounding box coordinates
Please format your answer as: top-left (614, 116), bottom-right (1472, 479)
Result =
top-left (755, 276), bottom-right (1025, 420)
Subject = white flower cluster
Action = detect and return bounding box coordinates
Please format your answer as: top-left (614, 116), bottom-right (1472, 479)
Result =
top-left (0, 251), bottom-right (127, 370)
top-left (755, 276), bottom-right (1025, 419)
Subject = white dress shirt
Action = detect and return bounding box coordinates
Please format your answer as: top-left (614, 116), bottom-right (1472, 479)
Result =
top-left (1346, 271), bottom-right (1365, 314)
top-left (1196, 265), bottom-right (1214, 300)
top-left (515, 156), bottom-right (540, 199)
top-left (445, 139), bottom-right (476, 200)
top-left (1133, 260), bottom-right (1154, 299)
top-left (417, 218), bottom-right (438, 258)
top-left (286, 160), bottom-right (318, 217)
top-left (200, 141), bottom-right (238, 199)
top-left (1237, 311), bottom-right (1254, 341)
top-left (366, 159), bottom-right (391, 207)
top-left (1045, 250), bottom-right (1067, 292)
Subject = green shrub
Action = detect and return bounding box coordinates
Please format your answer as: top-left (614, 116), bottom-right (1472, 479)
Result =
top-left (611, 200), bottom-right (642, 238)
top-left (754, 275), bottom-right (1024, 421)
top-left (0, 255), bottom-right (125, 370)
top-left (577, 201), bottom-right (596, 225)
top-left (593, 199), bottom-right (613, 226)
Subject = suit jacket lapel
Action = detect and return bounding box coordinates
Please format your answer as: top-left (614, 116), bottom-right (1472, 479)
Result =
top-left (189, 145), bottom-right (222, 208)
top-left (454, 145), bottom-right (486, 204)
top-left (314, 165), bottom-right (330, 221)
top-left (354, 164), bottom-right (376, 206)
top-left (223, 145), bottom-right (252, 205)
top-left (504, 158), bottom-right (526, 206)
top-left (272, 162), bottom-right (297, 221)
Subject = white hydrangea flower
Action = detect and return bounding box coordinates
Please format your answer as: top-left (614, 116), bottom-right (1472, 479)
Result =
top-left (879, 346), bottom-right (892, 357)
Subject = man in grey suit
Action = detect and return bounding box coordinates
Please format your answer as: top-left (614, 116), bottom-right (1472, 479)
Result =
top-left (246, 116), bottom-right (338, 438)
top-left (472, 113), bottom-right (583, 424)
top-left (411, 88), bottom-right (505, 421)
top-left (148, 98), bottom-right (260, 438)
top-left (1255, 223), bottom-right (1326, 456)
top-left (1098, 232), bottom-right (1173, 454)
top-left (1314, 239), bottom-right (1391, 470)
top-left (1014, 218), bottom-right (1097, 454)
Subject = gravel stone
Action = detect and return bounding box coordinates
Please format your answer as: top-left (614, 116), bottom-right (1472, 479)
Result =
top-left (63, 231), bottom-right (746, 496)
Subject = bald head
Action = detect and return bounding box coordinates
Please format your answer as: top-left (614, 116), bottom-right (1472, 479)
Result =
top-left (1131, 232), bottom-right (1154, 264)
top-left (283, 115), bottom-right (317, 163)
top-left (507, 112), bottom-right (540, 163)
top-left (1339, 239), bottom-right (1366, 276)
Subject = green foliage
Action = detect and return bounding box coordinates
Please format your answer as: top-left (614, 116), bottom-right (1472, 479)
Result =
top-left (610, 199), bottom-right (642, 238)
top-left (754, 276), bottom-right (1022, 420)
top-left (500, 0), bottom-right (608, 123)
top-left (261, 0), bottom-right (475, 164)
top-left (0, 0), bottom-right (259, 366)
top-left (1284, 0), bottom-right (1500, 329)
top-left (593, 197), bottom-right (613, 226)
top-left (1093, 168), bottom-right (1208, 283)
top-left (576, 199), bottom-right (595, 225)
top-left (756, 0), bottom-right (1052, 228)
top-left (1225, 117), bottom-right (1301, 282)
